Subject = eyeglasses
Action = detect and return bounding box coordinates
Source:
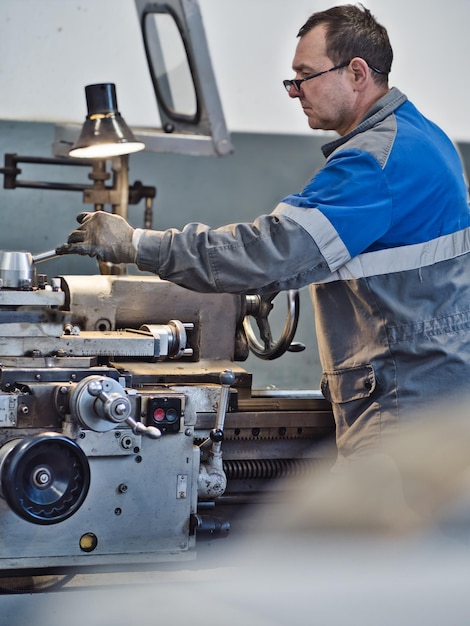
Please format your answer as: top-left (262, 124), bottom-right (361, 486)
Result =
top-left (283, 62), bottom-right (350, 93)
top-left (283, 60), bottom-right (387, 93)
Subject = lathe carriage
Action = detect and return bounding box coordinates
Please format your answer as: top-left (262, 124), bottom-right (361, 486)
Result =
top-left (0, 266), bottom-right (334, 574)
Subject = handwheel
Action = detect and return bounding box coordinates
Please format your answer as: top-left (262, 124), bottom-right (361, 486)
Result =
top-left (243, 290), bottom-right (304, 360)
top-left (0, 432), bottom-right (90, 525)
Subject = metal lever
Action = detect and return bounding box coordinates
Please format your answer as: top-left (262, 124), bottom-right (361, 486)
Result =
top-left (32, 249), bottom-right (59, 264)
top-left (87, 380), bottom-right (161, 439)
top-left (125, 416), bottom-right (161, 440)
top-left (198, 369), bottom-right (235, 501)
top-left (210, 369), bottom-right (236, 453)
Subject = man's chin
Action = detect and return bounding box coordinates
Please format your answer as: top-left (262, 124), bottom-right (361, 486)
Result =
top-left (307, 117), bottom-right (321, 130)
top-left (307, 117), bottom-right (335, 132)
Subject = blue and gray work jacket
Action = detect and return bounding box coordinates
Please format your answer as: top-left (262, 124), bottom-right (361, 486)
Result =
top-left (137, 87), bottom-right (470, 457)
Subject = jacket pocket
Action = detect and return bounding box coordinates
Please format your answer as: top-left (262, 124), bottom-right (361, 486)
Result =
top-left (321, 364), bottom-right (376, 404)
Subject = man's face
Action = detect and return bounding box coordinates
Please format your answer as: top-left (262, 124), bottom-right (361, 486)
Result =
top-left (289, 25), bottom-right (356, 136)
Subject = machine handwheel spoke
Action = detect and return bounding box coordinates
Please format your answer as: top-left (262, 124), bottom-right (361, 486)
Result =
top-left (243, 290), bottom-right (301, 360)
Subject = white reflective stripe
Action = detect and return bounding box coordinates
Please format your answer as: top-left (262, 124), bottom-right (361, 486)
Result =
top-left (273, 202), bottom-right (350, 270)
top-left (132, 228), bottom-right (144, 250)
top-left (316, 226), bottom-right (470, 283)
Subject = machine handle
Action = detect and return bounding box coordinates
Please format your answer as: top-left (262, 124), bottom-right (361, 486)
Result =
top-left (32, 249), bottom-right (60, 264)
top-left (87, 380), bottom-right (161, 439)
top-left (210, 369), bottom-right (235, 453)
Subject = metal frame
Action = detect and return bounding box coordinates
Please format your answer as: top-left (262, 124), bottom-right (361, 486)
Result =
top-left (54, 0), bottom-right (233, 158)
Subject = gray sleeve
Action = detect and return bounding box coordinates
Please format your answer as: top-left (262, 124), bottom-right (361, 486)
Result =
top-left (135, 212), bottom-right (332, 294)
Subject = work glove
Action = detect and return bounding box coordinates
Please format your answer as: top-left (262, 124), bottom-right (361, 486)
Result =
top-left (56, 211), bottom-right (137, 264)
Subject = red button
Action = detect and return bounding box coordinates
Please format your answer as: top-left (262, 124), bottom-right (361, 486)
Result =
top-left (153, 407), bottom-right (166, 421)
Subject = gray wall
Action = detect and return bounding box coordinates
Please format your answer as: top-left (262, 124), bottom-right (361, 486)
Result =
top-left (1, 120), bottom-right (469, 391)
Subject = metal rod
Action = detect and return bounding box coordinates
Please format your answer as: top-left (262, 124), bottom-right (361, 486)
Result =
top-left (32, 249), bottom-right (59, 264)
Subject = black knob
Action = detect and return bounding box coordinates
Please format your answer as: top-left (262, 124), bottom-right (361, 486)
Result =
top-left (220, 369), bottom-right (235, 386)
top-left (210, 428), bottom-right (224, 443)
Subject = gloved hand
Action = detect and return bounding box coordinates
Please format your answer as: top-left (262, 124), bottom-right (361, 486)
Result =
top-left (56, 211), bottom-right (137, 264)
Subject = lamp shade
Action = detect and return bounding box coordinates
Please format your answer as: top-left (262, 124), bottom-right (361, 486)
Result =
top-left (69, 83), bottom-right (145, 159)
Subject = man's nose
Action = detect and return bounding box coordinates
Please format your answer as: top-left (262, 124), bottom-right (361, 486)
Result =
top-left (288, 85), bottom-right (300, 98)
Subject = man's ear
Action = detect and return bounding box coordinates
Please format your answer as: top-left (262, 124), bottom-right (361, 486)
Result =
top-left (349, 57), bottom-right (370, 88)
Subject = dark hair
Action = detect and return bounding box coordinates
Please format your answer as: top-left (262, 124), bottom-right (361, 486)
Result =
top-left (298, 4), bottom-right (392, 86)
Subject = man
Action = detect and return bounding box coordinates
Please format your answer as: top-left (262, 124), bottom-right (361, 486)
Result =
top-left (57, 5), bottom-right (470, 461)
